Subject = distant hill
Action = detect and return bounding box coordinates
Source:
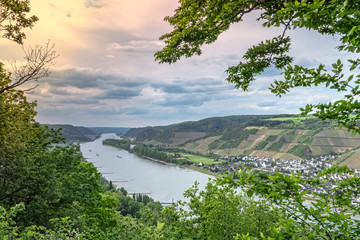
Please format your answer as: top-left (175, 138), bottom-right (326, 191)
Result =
top-left (125, 115), bottom-right (360, 168)
top-left (89, 127), bottom-right (130, 134)
top-left (125, 115), bottom-right (292, 142)
top-left (46, 124), bottom-right (99, 143)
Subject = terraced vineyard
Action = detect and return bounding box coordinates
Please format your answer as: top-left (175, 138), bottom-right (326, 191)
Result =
top-left (127, 115), bottom-right (360, 168)
top-left (181, 118), bottom-right (360, 162)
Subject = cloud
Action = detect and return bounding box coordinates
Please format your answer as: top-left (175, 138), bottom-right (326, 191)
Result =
top-left (25, 67), bottom-right (148, 117)
top-left (48, 88), bottom-right (73, 96)
top-left (257, 101), bottom-right (279, 107)
top-left (96, 88), bottom-right (141, 99)
top-left (152, 77), bottom-right (231, 94)
top-left (140, 76), bottom-right (237, 108)
top-left (28, 63), bottom-right (345, 127)
top-left (29, 65), bottom-right (311, 127)
top-left (188, 54), bottom-right (241, 69)
top-left (124, 108), bottom-right (152, 116)
top-left (293, 57), bottom-right (321, 68)
top-left (59, 98), bottom-right (100, 105)
top-left (160, 94), bottom-right (213, 107)
top-left (106, 40), bottom-right (164, 53)
top-left (46, 67), bottom-right (146, 90)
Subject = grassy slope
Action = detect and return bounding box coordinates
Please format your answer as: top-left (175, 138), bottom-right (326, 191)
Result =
top-left (182, 154), bottom-right (215, 164)
top-left (265, 116), bottom-right (315, 123)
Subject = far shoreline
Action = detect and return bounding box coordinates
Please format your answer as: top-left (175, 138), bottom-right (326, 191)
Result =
top-left (104, 142), bottom-right (219, 178)
top-left (130, 150), bottom-right (220, 178)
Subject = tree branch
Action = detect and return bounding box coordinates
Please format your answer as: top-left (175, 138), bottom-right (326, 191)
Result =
top-left (0, 40), bottom-right (58, 94)
top-left (209, 0), bottom-right (269, 35)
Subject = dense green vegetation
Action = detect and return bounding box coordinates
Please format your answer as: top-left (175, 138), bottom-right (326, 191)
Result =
top-left (100, 178), bottom-right (163, 224)
top-left (132, 144), bottom-right (181, 164)
top-left (103, 138), bottom-right (131, 150)
top-left (301, 136), bottom-right (313, 144)
top-left (267, 142), bottom-right (283, 152)
top-left (45, 124), bottom-right (99, 143)
top-left (287, 144), bottom-right (313, 159)
top-left (266, 135), bottom-right (277, 141)
top-left (266, 116), bottom-right (315, 123)
top-left (253, 141), bottom-right (268, 150)
top-left (156, 146), bottom-right (220, 159)
top-left (161, 179), bottom-right (286, 239)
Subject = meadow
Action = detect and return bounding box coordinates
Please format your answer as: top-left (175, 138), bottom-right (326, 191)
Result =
top-left (182, 154), bottom-right (216, 164)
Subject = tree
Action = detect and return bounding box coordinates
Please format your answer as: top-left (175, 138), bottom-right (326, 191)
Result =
top-left (156, 2), bottom-right (360, 238)
top-left (231, 165), bottom-right (360, 239)
top-left (0, 0), bottom-right (38, 44)
top-left (0, 2), bottom-right (59, 216)
top-left (0, 66), bottom-right (55, 211)
top-left (0, 57), bottom-right (119, 232)
top-left (160, 178), bottom-right (286, 239)
top-left (0, 0), bottom-right (58, 95)
top-left (0, 0), bottom-right (114, 232)
top-left (0, 1), bottom-right (164, 238)
top-left (155, 0), bottom-right (360, 134)
top-left (1, 41), bottom-right (58, 94)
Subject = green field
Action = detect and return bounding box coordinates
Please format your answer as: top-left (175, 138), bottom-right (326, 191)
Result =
top-left (182, 154), bottom-right (215, 164)
top-left (265, 116), bottom-right (315, 123)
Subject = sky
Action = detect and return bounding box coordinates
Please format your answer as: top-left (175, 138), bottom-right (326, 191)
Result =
top-left (0, 0), bottom-right (349, 127)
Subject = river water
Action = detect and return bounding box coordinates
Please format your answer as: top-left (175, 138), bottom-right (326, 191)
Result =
top-left (80, 133), bottom-right (213, 203)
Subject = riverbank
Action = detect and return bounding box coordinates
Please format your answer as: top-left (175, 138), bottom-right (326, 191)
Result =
top-left (81, 133), bottom-right (213, 203)
top-left (127, 147), bottom-right (223, 177)
top-left (185, 165), bottom-right (221, 178)
top-left (138, 155), bottom-right (177, 166)
top-left (99, 137), bottom-right (216, 176)
top-left (132, 151), bottom-right (220, 177)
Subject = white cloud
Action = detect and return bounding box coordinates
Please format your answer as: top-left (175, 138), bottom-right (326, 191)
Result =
top-left (106, 40), bottom-right (164, 52)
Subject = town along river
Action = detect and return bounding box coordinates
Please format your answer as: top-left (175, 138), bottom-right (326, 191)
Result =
top-left (80, 133), bottom-right (213, 203)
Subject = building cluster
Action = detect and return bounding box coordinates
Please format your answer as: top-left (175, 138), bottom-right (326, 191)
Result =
top-left (193, 154), bottom-right (360, 205)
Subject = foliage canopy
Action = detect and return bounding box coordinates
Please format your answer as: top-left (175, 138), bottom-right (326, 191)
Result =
top-left (155, 0), bottom-right (360, 134)
top-left (0, 0), bottom-right (38, 44)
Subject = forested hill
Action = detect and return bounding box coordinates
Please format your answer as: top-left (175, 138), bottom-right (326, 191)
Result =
top-left (124, 115), bottom-right (360, 165)
top-left (125, 114), bottom-right (293, 142)
top-left (45, 125), bottom-right (130, 143)
top-left (46, 124), bottom-right (99, 142)
top-left (90, 127), bottom-right (130, 134)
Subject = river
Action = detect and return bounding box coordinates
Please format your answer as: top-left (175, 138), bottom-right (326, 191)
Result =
top-left (80, 133), bottom-right (213, 203)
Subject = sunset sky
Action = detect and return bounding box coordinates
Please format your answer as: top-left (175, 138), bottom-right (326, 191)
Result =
top-left (0, 0), bottom-right (349, 127)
